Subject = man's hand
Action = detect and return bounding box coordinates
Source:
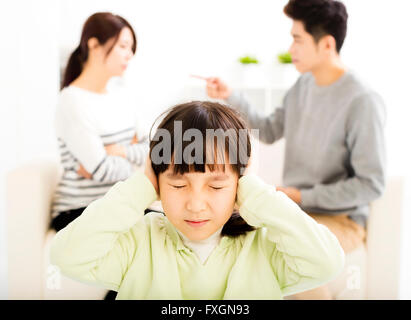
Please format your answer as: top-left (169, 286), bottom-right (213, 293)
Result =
top-left (77, 163), bottom-right (92, 179)
top-left (104, 143), bottom-right (126, 158)
top-left (206, 77), bottom-right (232, 100)
top-left (276, 186), bottom-right (302, 204)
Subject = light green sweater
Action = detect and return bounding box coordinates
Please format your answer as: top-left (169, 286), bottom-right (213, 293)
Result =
top-left (50, 171), bottom-right (345, 299)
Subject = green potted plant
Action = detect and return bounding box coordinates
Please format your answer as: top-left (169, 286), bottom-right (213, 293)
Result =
top-left (238, 55), bottom-right (259, 64)
top-left (277, 52), bottom-right (292, 64)
top-left (271, 51), bottom-right (298, 86)
top-left (236, 55), bottom-right (262, 86)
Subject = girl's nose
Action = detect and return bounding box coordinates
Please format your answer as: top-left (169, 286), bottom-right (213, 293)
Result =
top-left (186, 191), bottom-right (207, 213)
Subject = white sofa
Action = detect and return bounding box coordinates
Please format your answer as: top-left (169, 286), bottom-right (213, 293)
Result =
top-left (253, 139), bottom-right (404, 299)
top-left (6, 157), bottom-right (107, 300)
top-left (6, 141), bottom-right (405, 299)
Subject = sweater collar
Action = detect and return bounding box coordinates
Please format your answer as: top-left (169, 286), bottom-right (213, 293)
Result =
top-left (176, 226), bottom-right (223, 250)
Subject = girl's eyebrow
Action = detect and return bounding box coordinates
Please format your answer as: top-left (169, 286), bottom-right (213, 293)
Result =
top-left (208, 174), bottom-right (229, 181)
top-left (165, 173), bottom-right (186, 180)
top-left (165, 173), bottom-right (229, 181)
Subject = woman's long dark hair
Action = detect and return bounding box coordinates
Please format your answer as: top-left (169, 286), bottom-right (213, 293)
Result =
top-left (61, 12), bottom-right (137, 89)
top-left (149, 101), bottom-right (256, 237)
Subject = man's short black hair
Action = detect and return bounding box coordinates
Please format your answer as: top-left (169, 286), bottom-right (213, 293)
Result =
top-left (284, 0), bottom-right (348, 53)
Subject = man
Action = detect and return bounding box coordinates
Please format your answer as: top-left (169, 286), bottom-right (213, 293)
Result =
top-left (206, 0), bottom-right (386, 299)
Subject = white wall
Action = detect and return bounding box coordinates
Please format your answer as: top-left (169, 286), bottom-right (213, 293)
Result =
top-left (1, 0), bottom-right (410, 299)
top-left (0, 0), bottom-right (60, 299)
top-left (56, 0), bottom-right (411, 177)
top-left (342, 0), bottom-right (411, 178)
top-left (337, 1), bottom-right (411, 298)
top-left (57, 0), bottom-right (294, 126)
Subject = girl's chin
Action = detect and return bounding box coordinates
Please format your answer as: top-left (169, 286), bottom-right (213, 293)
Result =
top-left (179, 228), bottom-right (216, 242)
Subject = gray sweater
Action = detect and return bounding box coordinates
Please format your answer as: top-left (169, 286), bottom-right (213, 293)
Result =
top-left (226, 71), bottom-right (386, 228)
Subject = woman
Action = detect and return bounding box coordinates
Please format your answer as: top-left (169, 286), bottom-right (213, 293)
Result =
top-left (51, 12), bottom-right (148, 232)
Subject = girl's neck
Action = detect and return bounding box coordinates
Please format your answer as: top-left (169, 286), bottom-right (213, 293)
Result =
top-left (177, 227), bottom-right (224, 265)
top-left (71, 63), bottom-right (111, 94)
top-left (177, 227), bottom-right (223, 245)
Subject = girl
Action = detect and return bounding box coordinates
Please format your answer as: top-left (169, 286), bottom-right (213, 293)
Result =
top-left (51, 12), bottom-right (148, 232)
top-left (50, 101), bottom-right (344, 299)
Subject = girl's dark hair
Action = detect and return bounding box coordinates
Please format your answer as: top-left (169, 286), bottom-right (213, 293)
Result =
top-left (149, 101), bottom-right (255, 237)
top-left (61, 12), bottom-right (137, 89)
top-left (284, 0), bottom-right (348, 53)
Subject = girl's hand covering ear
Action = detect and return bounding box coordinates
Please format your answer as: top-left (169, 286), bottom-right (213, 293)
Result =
top-left (241, 151), bottom-right (253, 177)
top-left (235, 153), bottom-right (253, 210)
top-left (144, 155), bottom-right (159, 195)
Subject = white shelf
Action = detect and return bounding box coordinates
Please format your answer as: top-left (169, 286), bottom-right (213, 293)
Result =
top-left (182, 82), bottom-right (288, 115)
top-left (185, 81), bottom-right (290, 91)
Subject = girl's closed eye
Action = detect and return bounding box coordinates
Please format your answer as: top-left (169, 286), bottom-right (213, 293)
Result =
top-left (169, 184), bottom-right (186, 189)
top-left (210, 185), bottom-right (225, 190)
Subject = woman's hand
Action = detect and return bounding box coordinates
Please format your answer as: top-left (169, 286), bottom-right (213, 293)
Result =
top-left (104, 143), bottom-right (126, 158)
top-left (104, 135), bottom-right (137, 158)
top-left (131, 134), bottom-right (138, 144)
top-left (77, 163), bottom-right (92, 179)
top-left (144, 155), bottom-right (159, 195)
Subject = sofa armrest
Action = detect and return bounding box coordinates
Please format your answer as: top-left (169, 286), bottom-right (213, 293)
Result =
top-left (366, 176), bottom-right (404, 299)
top-left (254, 138), bottom-right (285, 186)
top-left (6, 157), bottom-right (61, 299)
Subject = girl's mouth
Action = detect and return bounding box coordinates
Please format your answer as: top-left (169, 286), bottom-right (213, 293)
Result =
top-left (185, 220), bottom-right (210, 228)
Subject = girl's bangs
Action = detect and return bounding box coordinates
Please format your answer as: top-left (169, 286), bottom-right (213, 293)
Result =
top-left (168, 137), bottom-right (232, 175)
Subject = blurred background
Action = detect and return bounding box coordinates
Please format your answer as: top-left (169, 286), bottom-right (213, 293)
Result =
top-left (1, 0), bottom-right (410, 299)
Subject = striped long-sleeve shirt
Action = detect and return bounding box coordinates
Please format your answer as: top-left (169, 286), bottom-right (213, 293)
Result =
top-left (51, 85), bottom-right (149, 218)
